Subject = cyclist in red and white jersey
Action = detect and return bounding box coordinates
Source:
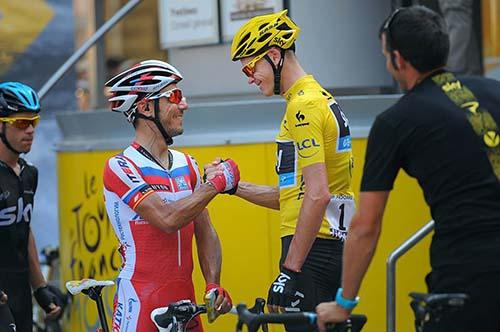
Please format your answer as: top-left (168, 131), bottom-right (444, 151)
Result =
top-left (103, 60), bottom-right (239, 332)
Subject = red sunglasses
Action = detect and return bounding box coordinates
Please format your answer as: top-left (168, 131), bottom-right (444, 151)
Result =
top-left (241, 52), bottom-right (268, 78)
top-left (0, 115), bottom-right (40, 130)
top-left (149, 88), bottom-right (184, 104)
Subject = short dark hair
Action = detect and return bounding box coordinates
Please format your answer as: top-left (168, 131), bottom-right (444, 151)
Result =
top-left (379, 5), bottom-right (450, 72)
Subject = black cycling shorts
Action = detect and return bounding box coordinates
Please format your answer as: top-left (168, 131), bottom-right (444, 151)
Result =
top-left (280, 235), bottom-right (343, 311)
top-left (0, 271), bottom-right (32, 332)
top-left (0, 302), bottom-right (15, 332)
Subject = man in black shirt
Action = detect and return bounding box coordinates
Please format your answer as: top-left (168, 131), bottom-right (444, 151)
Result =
top-left (0, 82), bottom-right (61, 331)
top-left (316, 6), bottom-right (500, 332)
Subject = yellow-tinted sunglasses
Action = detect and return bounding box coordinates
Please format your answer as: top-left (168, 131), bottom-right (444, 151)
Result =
top-left (242, 52), bottom-right (268, 77)
top-left (0, 115), bottom-right (40, 130)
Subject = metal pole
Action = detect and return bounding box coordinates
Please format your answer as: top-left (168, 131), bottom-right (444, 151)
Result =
top-left (38, 0), bottom-right (143, 100)
top-left (386, 220), bottom-right (434, 332)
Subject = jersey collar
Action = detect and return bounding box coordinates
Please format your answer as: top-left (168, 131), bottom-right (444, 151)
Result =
top-left (131, 141), bottom-right (173, 171)
top-left (284, 75), bottom-right (315, 103)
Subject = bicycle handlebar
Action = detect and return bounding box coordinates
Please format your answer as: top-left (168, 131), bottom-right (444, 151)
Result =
top-left (153, 300), bottom-right (207, 329)
top-left (236, 304), bottom-right (362, 332)
top-left (153, 298), bottom-right (267, 331)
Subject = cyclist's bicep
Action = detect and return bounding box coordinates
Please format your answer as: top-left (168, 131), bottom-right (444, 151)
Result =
top-left (302, 162), bottom-right (329, 192)
top-left (133, 193), bottom-right (170, 229)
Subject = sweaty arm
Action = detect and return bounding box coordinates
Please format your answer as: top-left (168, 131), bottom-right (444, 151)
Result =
top-left (135, 184), bottom-right (218, 234)
top-left (204, 159), bottom-right (279, 210)
top-left (104, 155), bottom-right (219, 234)
top-left (194, 208), bottom-right (222, 284)
top-left (194, 209), bottom-right (233, 314)
top-left (235, 182), bottom-right (280, 210)
top-left (282, 163), bottom-right (330, 271)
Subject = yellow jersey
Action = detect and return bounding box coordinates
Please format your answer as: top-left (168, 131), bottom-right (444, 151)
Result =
top-left (276, 75), bottom-right (355, 240)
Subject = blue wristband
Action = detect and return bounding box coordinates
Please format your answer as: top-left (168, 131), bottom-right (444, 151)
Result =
top-left (335, 288), bottom-right (359, 310)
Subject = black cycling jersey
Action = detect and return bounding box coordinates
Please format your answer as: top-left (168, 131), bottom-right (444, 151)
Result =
top-left (0, 158), bottom-right (37, 271)
top-left (0, 158), bottom-right (38, 332)
top-left (361, 71), bottom-right (500, 270)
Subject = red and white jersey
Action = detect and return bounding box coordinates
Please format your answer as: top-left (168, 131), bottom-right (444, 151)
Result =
top-left (103, 142), bottom-right (202, 283)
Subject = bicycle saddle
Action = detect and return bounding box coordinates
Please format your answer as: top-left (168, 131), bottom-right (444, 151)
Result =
top-left (409, 292), bottom-right (469, 325)
top-left (65, 279), bottom-right (115, 295)
top-left (409, 292), bottom-right (468, 308)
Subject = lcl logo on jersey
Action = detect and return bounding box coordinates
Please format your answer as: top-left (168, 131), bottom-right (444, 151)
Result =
top-left (297, 138), bottom-right (320, 150)
top-left (0, 197), bottom-right (33, 226)
top-left (297, 138), bottom-right (320, 158)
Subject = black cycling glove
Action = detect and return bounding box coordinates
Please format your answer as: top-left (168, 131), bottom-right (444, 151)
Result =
top-left (267, 267), bottom-right (300, 308)
top-left (33, 285), bottom-right (63, 315)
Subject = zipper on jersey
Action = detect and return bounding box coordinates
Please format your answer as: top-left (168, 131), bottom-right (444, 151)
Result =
top-left (177, 229), bottom-right (182, 267)
top-left (166, 176), bottom-right (182, 267)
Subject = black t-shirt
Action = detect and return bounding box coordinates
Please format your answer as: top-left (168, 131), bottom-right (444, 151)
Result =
top-left (0, 158), bottom-right (38, 272)
top-left (361, 72), bottom-right (500, 270)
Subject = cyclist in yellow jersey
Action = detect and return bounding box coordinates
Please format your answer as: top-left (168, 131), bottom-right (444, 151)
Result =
top-left (206, 11), bottom-right (354, 329)
top-left (278, 76), bottom-right (355, 241)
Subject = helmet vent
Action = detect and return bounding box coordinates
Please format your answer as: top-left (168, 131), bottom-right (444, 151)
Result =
top-left (276, 22), bottom-right (291, 31)
top-left (282, 32), bottom-right (292, 39)
top-left (258, 23), bottom-right (269, 30)
top-left (234, 45), bottom-right (246, 58)
top-left (238, 32), bottom-right (251, 48)
top-left (258, 33), bottom-right (272, 42)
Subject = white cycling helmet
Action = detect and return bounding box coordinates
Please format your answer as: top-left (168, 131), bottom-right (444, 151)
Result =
top-left (105, 60), bottom-right (183, 123)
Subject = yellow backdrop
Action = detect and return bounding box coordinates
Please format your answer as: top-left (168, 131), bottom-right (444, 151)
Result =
top-left (58, 139), bottom-right (431, 332)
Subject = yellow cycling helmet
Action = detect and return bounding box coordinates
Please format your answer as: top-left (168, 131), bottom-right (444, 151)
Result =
top-left (231, 10), bottom-right (300, 61)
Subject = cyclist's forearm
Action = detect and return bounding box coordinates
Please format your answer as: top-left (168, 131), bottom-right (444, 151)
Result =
top-left (235, 181), bottom-right (280, 210)
top-left (28, 230), bottom-right (46, 289)
top-left (137, 183), bottom-right (218, 233)
top-left (195, 210), bottom-right (222, 285)
top-left (283, 192), bottom-right (329, 271)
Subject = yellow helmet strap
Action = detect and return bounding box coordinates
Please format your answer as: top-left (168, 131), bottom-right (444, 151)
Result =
top-left (264, 48), bottom-right (286, 95)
